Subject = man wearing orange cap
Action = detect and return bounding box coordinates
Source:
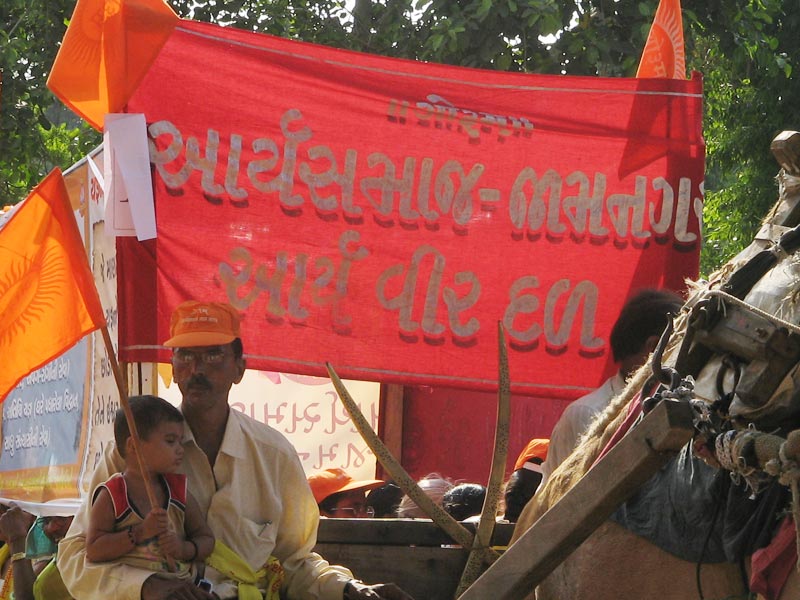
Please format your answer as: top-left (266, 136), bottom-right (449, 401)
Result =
top-left (503, 439), bottom-right (549, 523)
top-left (58, 301), bottom-right (413, 600)
top-left (308, 468), bottom-right (384, 519)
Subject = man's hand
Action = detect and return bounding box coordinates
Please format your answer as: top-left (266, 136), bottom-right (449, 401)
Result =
top-left (0, 506), bottom-right (35, 545)
top-left (141, 575), bottom-right (216, 600)
top-left (346, 580), bottom-right (416, 600)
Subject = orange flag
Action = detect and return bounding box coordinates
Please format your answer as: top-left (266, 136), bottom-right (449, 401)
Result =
top-left (636, 0), bottom-right (686, 79)
top-left (47, 0), bottom-right (179, 131)
top-left (0, 169), bottom-right (106, 403)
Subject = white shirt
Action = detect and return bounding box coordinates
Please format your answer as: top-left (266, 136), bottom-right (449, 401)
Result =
top-left (540, 372), bottom-right (625, 485)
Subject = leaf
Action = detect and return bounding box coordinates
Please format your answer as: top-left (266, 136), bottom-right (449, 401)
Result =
top-left (37, 112), bottom-right (52, 131)
top-left (496, 52), bottom-right (512, 70)
top-left (476, 0), bottom-right (492, 20)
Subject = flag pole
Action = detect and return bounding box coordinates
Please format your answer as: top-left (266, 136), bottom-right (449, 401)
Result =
top-left (99, 321), bottom-right (177, 571)
top-left (56, 161), bottom-right (175, 569)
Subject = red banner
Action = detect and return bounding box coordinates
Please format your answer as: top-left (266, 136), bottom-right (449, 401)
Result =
top-left (118, 20), bottom-right (704, 399)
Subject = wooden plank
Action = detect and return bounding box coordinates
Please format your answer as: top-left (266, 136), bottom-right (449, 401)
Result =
top-left (314, 542), bottom-right (470, 600)
top-left (459, 399), bottom-right (694, 600)
top-left (379, 383), bottom-right (405, 480)
top-left (317, 518), bottom-right (515, 547)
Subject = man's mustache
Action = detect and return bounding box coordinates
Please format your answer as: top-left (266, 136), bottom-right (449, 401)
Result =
top-left (186, 375), bottom-right (212, 389)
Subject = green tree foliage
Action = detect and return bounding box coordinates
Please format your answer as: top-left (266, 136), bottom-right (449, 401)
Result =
top-left (0, 1), bottom-right (100, 204)
top-left (2, 0), bottom-right (797, 273)
top-left (687, 2), bottom-right (799, 274)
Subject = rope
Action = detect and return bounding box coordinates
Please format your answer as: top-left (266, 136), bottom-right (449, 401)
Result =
top-left (714, 431), bottom-right (740, 473)
top-left (715, 429), bottom-right (773, 495)
top-left (710, 427), bottom-right (800, 580)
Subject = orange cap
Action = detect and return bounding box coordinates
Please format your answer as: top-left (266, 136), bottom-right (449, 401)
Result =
top-left (307, 468), bottom-right (384, 504)
top-left (163, 301), bottom-right (241, 348)
top-left (514, 438), bottom-right (549, 471)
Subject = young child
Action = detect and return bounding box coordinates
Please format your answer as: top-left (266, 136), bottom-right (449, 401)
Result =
top-left (86, 395), bottom-right (214, 580)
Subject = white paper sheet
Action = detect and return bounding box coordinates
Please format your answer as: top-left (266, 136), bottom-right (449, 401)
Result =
top-left (103, 113), bottom-right (156, 240)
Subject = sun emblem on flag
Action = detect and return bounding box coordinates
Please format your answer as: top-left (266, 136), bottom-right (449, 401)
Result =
top-left (0, 248), bottom-right (66, 348)
top-left (642, 1), bottom-right (685, 78)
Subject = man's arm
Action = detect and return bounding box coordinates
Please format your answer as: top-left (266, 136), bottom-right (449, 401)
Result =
top-left (183, 491), bottom-right (215, 562)
top-left (269, 449), bottom-right (353, 600)
top-left (0, 507), bottom-right (36, 600)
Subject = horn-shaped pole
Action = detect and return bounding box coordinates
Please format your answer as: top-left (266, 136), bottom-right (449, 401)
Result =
top-left (325, 362), bottom-right (499, 565)
top-left (455, 322), bottom-right (511, 597)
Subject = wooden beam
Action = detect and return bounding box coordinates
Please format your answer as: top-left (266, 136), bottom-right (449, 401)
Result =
top-left (771, 130), bottom-right (800, 176)
top-left (314, 521), bottom-right (514, 600)
top-left (317, 518), bottom-right (514, 547)
top-left (459, 399), bottom-right (694, 600)
top-left (314, 542), bottom-right (470, 600)
top-left (378, 383), bottom-right (404, 480)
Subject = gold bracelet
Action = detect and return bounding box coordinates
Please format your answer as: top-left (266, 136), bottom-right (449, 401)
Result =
top-left (11, 552), bottom-right (27, 562)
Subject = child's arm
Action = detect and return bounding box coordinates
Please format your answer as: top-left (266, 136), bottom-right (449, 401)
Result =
top-left (86, 488), bottom-right (168, 562)
top-left (157, 491), bottom-right (215, 562)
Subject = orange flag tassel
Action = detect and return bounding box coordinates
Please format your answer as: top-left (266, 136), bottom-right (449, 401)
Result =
top-left (0, 169), bottom-right (107, 403)
top-left (636, 0), bottom-right (686, 79)
top-left (47, 0), bottom-right (179, 130)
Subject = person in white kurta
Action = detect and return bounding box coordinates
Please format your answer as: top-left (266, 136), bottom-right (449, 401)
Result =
top-left (539, 289), bottom-right (683, 486)
top-left (58, 301), bottom-right (414, 600)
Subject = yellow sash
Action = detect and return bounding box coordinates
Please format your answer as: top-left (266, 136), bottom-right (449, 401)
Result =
top-left (205, 540), bottom-right (283, 600)
top-left (33, 558), bottom-right (73, 600)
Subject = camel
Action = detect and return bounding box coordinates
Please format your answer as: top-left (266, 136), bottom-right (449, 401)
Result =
top-left (513, 130), bottom-right (800, 600)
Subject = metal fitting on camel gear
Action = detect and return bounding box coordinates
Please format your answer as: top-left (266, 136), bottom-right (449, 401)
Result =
top-left (642, 317), bottom-right (685, 414)
top-left (641, 375), bottom-right (699, 416)
top-left (649, 316), bottom-right (680, 393)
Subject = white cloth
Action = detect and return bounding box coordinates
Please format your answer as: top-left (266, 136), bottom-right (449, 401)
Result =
top-left (57, 408), bottom-right (352, 600)
top-left (540, 373), bottom-right (625, 485)
top-left (0, 498), bottom-right (82, 518)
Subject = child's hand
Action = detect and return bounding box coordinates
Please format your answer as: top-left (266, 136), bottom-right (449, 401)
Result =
top-left (139, 507), bottom-right (169, 540)
top-left (157, 529), bottom-right (182, 559)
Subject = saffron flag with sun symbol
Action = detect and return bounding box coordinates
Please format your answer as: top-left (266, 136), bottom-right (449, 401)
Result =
top-left (0, 169), bottom-right (106, 403)
top-left (636, 0), bottom-right (686, 79)
top-left (47, 0), bottom-right (178, 131)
